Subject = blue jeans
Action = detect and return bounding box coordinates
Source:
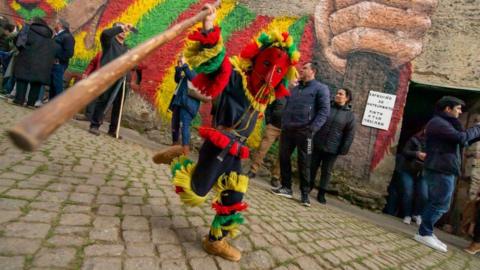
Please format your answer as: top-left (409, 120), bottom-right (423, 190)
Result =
top-left (49, 63), bottom-right (66, 100)
top-left (37, 85), bottom-right (45, 102)
top-left (399, 171), bottom-right (428, 217)
top-left (171, 106), bottom-right (194, 146)
top-left (419, 169), bottom-right (455, 236)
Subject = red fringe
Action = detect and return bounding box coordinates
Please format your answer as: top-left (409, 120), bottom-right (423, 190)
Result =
top-left (191, 58), bottom-right (232, 99)
top-left (188, 26), bottom-right (221, 46)
top-left (274, 84), bottom-right (290, 99)
top-left (240, 42), bottom-right (260, 59)
top-left (198, 127), bottom-right (250, 159)
top-left (175, 186), bottom-right (184, 194)
top-left (212, 202), bottom-right (248, 215)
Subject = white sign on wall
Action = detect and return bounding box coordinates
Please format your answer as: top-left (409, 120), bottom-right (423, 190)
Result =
top-left (362, 91), bottom-right (397, 131)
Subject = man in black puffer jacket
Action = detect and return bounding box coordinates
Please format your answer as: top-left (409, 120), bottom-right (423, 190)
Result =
top-left (273, 62), bottom-right (330, 207)
top-left (414, 96), bottom-right (480, 253)
top-left (311, 88), bottom-right (356, 204)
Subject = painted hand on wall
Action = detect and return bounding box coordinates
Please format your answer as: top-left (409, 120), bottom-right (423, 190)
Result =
top-left (315, 0), bottom-right (438, 73)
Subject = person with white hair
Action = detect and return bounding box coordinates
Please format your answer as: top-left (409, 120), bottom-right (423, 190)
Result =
top-left (49, 18), bottom-right (75, 101)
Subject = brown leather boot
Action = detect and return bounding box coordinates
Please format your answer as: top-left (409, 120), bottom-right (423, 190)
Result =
top-left (464, 241), bottom-right (480, 255)
top-left (152, 145), bottom-right (184, 164)
top-left (202, 237), bottom-right (241, 262)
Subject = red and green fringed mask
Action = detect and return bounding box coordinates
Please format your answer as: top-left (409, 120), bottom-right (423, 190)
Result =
top-left (239, 31), bottom-right (300, 99)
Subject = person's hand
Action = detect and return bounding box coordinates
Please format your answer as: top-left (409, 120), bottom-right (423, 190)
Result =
top-left (314, 0), bottom-right (438, 73)
top-left (417, 151), bottom-right (427, 161)
top-left (122, 23), bottom-right (134, 32)
top-left (202, 3), bottom-right (216, 30)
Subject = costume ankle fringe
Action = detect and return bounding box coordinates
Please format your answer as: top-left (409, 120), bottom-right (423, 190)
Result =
top-left (214, 172), bottom-right (249, 196)
top-left (170, 158), bottom-right (207, 207)
top-left (210, 213), bottom-right (244, 239)
top-left (212, 202), bottom-right (248, 215)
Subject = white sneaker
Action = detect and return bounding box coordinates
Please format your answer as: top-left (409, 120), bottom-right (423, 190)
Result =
top-left (432, 234), bottom-right (447, 251)
top-left (403, 216), bottom-right (412, 225)
top-left (414, 234), bottom-right (447, 252)
top-left (413, 215), bottom-right (422, 226)
top-left (34, 100), bottom-right (43, 108)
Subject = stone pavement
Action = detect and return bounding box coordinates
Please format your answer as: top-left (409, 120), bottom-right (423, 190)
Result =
top-left (0, 102), bottom-right (479, 270)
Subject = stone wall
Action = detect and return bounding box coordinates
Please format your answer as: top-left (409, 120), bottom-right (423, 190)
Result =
top-left (412, 0), bottom-right (480, 89)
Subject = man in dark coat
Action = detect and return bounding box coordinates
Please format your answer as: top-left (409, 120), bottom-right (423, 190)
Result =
top-left (414, 96), bottom-right (480, 253)
top-left (89, 22), bottom-right (133, 137)
top-left (49, 18), bottom-right (75, 100)
top-left (273, 62), bottom-right (331, 207)
top-left (310, 88), bottom-right (356, 204)
top-left (13, 17), bottom-right (55, 107)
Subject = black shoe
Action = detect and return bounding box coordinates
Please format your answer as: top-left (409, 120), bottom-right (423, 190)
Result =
top-left (317, 189), bottom-right (326, 204)
top-left (301, 193), bottom-right (311, 207)
top-left (89, 127), bottom-right (100, 136)
top-left (270, 177), bottom-right (280, 188)
top-left (247, 171), bottom-right (256, 179)
top-left (272, 187), bottom-right (293, 199)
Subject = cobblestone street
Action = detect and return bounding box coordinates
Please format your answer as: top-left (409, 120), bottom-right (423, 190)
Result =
top-left (0, 102), bottom-right (479, 270)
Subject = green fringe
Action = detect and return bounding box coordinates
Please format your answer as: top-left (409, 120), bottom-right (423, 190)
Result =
top-left (211, 213), bottom-right (244, 229)
top-left (171, 158), bottom-right (193, 177)
top-left (194, 48), bottom-right (226, 74)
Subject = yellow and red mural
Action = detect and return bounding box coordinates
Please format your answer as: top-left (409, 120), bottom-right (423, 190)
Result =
top-left (3, 0), bottom-right (438, 191)
top-left (4, 0), bottom-right (316, 148)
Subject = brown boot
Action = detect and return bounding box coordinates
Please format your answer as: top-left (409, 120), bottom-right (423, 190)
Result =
top-left (152, 145), bottom-right (184, 164)
top-left (464, 241), bottom-right (480, 255)
top-left (202, 237), bottom-right (241, 262)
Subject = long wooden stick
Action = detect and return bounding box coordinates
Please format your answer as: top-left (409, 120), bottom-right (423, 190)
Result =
top-left (115, 77), bottom-right (127, 139)
top-left (8, 0), bottom-right (220, 151)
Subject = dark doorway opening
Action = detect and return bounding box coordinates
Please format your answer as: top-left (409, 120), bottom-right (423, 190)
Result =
top-left (398, 82), bottom-right (479, 151)
top-left (387, 81), bottom-right (480, 232)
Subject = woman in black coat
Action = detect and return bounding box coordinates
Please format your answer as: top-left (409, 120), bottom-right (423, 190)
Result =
top-left (311, 88), bottom-right (356, 204)
top-left (13, 17), bottom-right (55, 107)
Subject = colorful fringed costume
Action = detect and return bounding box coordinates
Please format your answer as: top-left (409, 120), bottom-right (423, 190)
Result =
top-left (159, 23), bottom-right (299, 261)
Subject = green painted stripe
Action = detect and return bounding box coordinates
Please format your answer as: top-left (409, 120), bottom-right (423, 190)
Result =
top-left (287, 16), bottom-right (309, 48)
top-left (17, 8), bottom-right (46, 20)
top-left (219, 4), bottom-right (256, 41)
top-left (126, 0), bottom-right (198, 47)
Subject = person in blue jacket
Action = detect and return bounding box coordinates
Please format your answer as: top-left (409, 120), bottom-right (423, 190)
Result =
top-left (414, 96), bottom-right (480, 252)
top-left (272, 61), bottom-right (331, 207)
top-left (168, 55), bottom-right (199, 155)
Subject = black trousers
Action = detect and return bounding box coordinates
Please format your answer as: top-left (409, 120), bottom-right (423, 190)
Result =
top-left (191, 141), bottom-right (242, 196)
top-left (310, 150), bottom-right (338, 191)
top-left (14, 79), bottom-right (41, 106)
top-left (279, 129), bottom-right (313, 194)
top-left (90, 80), bottom-right (124, 133)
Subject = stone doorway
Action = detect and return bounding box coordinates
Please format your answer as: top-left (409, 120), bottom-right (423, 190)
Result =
top-left (395, 82), bottom-right (480, 235)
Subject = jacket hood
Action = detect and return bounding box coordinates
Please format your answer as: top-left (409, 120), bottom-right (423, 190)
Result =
top-left (30, 23), bottom-right (53, 39)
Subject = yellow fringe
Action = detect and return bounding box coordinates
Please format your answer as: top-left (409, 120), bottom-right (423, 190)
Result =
top-left (172, 163), bottom-right (208, 207)
top-left (213, 172), bottom-right (249, 203)
top-left (184, 37), bottom-right (224, 69)
top-left (210, 223), bottom-right (240, 239)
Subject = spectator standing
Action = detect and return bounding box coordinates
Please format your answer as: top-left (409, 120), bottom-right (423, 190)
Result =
top-left (89, 22), bottom-right (132, 137)
top-left (414, 96), bottom-right (480, 252)
top-left (168, 55), bottom-right (201, 155)
top-left (310, 88), bottom-right (356, 204)
top-left (12, 17), bottom-right (55, 107)
top-left (247, 97), bottom-right (286, 187)
top-left (398, 130), bottom-right (428, 225)
top-left (464, 188), bottom-right (480, 255)
top-left (49, 18), bottom-right (75, 100)
top-left (272, 62), bottom-right (330, 207)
